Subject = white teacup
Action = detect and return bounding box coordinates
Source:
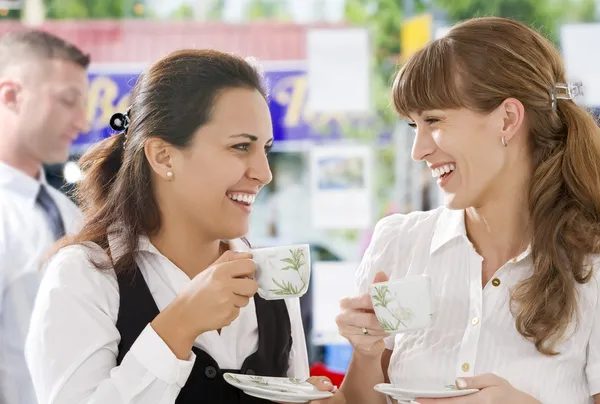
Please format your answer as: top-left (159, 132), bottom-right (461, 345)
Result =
top-left (370, 275), bottom-right (434, 334)
top-left (251, 244), bottom-right (311, 300)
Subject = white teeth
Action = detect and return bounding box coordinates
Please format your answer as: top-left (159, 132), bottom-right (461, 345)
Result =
top-left (228, 193), bottom-right (256, 205)
top-left (431, 163), bottom-right (456, 178)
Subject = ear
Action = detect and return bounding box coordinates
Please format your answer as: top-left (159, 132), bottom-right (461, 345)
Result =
top-left (144, 137), bottom-right (177, 181)
top-left (496, 97), bottom-right (525, 145)
top-left (0, 78), bottom-right (22, 112)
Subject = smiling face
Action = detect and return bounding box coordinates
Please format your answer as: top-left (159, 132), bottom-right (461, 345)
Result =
top-left (408, 107), bottom-right (518, 209)
top-left (392, 27), bottom-right (536, 211)
top-left (163, 87), bottom-right (274, 240)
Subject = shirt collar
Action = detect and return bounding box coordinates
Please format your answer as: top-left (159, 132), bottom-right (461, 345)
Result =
top-left (0, 160), bottom-right (47, 206)
top-left (430, 208), bottom-right (467, 254)
top-left (429, 207), bottom-right (532, 263)
top-left (107, 225), bottom-right (250, 262)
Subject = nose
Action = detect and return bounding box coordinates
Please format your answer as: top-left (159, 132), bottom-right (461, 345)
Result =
top-left (248, 151), bottom-right (273, 185)
top-left (411, 125), bottom-right (437, 161)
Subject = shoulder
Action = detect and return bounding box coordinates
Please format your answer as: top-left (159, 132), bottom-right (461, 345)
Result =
top-left (41, 243), bottom-right (118, 305)
top-left (368, 207), bottom-right (445, 250)
top-left (355, 208), bottom-right (445, 292)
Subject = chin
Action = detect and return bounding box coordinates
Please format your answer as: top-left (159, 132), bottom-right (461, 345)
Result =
top-left (43, 150), bottom-right (70, 165)
top-left (219, 222), bottom-right (249, 241)
top-left (443, 192), bottom-right (470, 210)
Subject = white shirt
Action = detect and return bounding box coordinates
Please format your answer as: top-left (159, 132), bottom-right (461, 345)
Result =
top-left (25, 232), bottom-right (310, 404)
top-left (0, 161), bottom-right (82, 404)
top-left (356, 207), bottom-right (600, 404)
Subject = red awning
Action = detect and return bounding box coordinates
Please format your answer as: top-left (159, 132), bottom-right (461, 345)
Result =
top-left (0, 20), bottom-right (347, 63)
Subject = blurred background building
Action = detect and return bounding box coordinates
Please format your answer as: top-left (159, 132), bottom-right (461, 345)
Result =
top-left (3, 0), bottom-right (600, 374)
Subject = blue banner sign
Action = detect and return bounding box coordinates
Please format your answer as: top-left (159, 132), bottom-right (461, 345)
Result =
top-left (75, 67), bottom-right (377, 151)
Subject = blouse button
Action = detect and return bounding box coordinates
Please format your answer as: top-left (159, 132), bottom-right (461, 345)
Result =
top-left (461, 363), bottom-right (470, 372)
top-left (471, 317), bottom-right (480, 326)
top-left (205, 366), bottom-right (217, 379)
top-left (491, 278), bottom-right (501, 287)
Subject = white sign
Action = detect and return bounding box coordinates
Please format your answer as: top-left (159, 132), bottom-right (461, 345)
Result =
top-left (306, 28), bottom-right (371, 114)
top-left (309, 145), bottom-right (373, 229)
top-left (560, 24), bottom-right (600, 107)
top-left (0, 0), bottom-right (21, 9)
top-left (311, 261), bottom-right (359, 345)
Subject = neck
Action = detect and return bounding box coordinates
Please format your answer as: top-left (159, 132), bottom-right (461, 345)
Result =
top-left (465, 177), bottom-right (531, 266)
top-left (0, 144), bottom-right (41, 179)
top-left (149, 216), bottom-right (224, 279)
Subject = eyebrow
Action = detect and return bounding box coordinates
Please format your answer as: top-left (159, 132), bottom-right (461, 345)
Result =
top-left (230, 133), bottom-right (274, 143)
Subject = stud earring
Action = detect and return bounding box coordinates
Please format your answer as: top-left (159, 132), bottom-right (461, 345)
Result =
top-left (501, 136), bottom-right (507, 147)
top-left (166, 171), bottom-right (174, 180)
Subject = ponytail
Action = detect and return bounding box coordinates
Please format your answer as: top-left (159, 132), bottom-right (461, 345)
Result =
top-left (76, 132), bottom-right (126, 213)
top-left (515, 101), bottom-right (600, 355)
top-left (51, 131), bottom-right (128, 267)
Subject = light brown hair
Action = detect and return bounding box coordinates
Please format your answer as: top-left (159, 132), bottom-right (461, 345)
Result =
top-left (0, 29), bottom-right (90, 71)
top-left (393, 17), bottom-right (600, 355)
top-left (55, 49), bottom-right (266, 275)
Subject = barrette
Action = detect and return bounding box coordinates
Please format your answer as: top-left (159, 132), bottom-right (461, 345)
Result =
top-left (551, 82), bottom-right (583, 109)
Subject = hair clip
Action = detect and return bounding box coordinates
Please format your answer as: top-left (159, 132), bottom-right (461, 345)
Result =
top-left (551, 82), bottom-right (583, 109)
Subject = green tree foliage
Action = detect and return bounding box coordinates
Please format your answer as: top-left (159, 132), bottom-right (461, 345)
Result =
top-left (44, 0), bottom-right (147, 19)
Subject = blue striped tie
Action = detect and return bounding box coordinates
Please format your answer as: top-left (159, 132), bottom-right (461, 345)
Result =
top-left (36, 185), bottom-right (66, 240)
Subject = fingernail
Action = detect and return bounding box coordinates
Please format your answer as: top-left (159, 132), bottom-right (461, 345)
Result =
top-left (410, 401), bottom-right (421, 404)
top-left (323, 380), bottom-right (333, 386)
top-left (456, 378), bottom-right (467, 389)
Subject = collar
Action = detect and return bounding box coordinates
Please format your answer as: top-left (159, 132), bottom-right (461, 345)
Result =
top-left (0, 160), bottom-right (47, 207)
top-left (429, 208), bottom-right (532, 263)
top-left (107, 225), bottom-right (250, 263)
top-left (430, 208), bottom-right (467, 254)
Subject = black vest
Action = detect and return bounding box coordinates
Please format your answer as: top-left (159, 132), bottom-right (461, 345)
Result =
top-left (115, 266), bottom-right (293, 403)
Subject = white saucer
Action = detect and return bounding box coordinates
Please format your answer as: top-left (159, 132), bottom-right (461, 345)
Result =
top-left (375, 383), bottom-right (479, 399)
top-left (245, 390), bottom-right (313, 403)
top-left (224, 373), bottom-right (334, 402)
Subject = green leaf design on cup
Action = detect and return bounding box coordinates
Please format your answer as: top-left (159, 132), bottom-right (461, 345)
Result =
top-left (269, 248), bottom-right (308, 296)
top-left (371, 285), bottom-right (414, 331)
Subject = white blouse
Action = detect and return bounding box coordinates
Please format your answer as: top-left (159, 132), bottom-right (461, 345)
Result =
top-left (356, 207), bottom-right (600, 404)
top-left (25, 234), bottom-right (309, 404)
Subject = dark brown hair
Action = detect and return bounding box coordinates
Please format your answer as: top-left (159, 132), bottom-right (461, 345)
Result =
top-left (393, 17), bottom-right (600, 355)
top-left (0, 29), bottom-right (90, 69)
top-left (57, 49), bottom-right (267, 274)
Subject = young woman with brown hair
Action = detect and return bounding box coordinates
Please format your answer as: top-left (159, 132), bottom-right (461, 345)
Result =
top-left (336, 17), bottom-right (600, 404)
top-left (24, 49), bottom-right (344, 404)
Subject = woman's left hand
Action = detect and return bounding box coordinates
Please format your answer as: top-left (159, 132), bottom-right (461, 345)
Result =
top-left (413, 374), bottom-right (540, 404)
top-left (276, 376), bottom-right (346, 404)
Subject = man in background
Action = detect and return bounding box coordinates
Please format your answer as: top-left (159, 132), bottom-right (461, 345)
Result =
top-left (0, 30), bottom-right (89, 403)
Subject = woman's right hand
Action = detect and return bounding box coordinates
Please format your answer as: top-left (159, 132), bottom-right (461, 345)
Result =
top-left (335, 272), bottom-right (389, 357)
top-left (151, 250), bottom-right (258, 358)
top-left (179, 250), bottom-right (258, 334)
